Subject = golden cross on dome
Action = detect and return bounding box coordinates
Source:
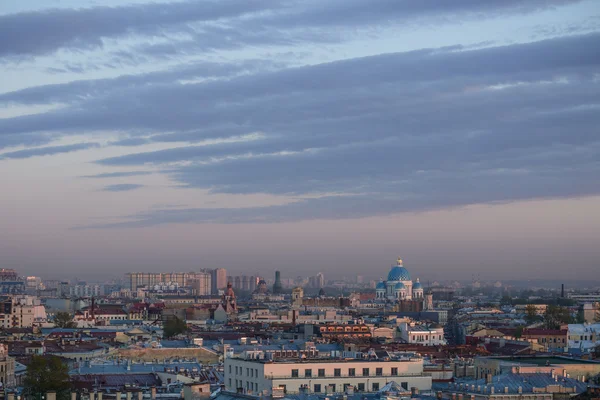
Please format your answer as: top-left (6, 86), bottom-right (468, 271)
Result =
top-left (397, 257), bottom-right (403, 265)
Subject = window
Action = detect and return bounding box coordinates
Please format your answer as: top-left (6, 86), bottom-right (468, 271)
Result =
top-left (391, 367), bottom-right (398, 376)
top-left (401, 382), bottom-right (408, 390)
top-left (362, 368), bottom-right (369, 376)
top-left (318, 369), bottom-right (325, 377)
top-left (376, 368), bottom-right (383, 376)
top-left (349, 368), bottom-right (355, 377)
top-left (314, 384), bottom-right (321, 393)
top-left (372, 383), bottom-right (379, 391)
top-left (246, 368), bottom-right (249, 376)
top-left (229, 378), bottom-right (232, 387)
top-left (291, 369), bottom-right (299, 378)
top-left (304, 369), bottom-right (312, 378)
top-left (334, 368), bottom-right (341, 377)
top-left (357, 383), bottom-right (365, 392)
top-left (329, 384), bottom-right (336, 393)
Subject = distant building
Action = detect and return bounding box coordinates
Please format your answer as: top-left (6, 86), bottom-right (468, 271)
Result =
top-left (229, 275), bottom-right (257, 292)
top-left (375, 258), bottom-right (424, 301)
top-left (398, 321), bottom-right (446, 346)
top-left (211, 268), bottom-right (227, 293)
top-left (188, 271), bottom-right (212, 296)
top-left (68, 284), bottom-right (101, 298)
top-left (272, 271), bottom-right (283, 294)
top-left (0, 269), bottom-right (25, 295)
top-left (308, 273), bottom-right (325, 289)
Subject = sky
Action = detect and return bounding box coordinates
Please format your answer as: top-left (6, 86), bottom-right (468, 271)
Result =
top-left (1, 0), bottom-right (599, 282)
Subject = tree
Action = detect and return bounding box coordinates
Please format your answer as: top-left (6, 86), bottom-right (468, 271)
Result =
top-left (525, 305), bottom-right (538, 324)
top-left (54, 312), bottom-right (76, 328)
top-left (514, 325), bottom-right (524, 339)
top-left (593, 343), bottom-right (600, 359)
top-left (24, 356), bottom-right (71, 399)
top-left (163, 316), bottom-right (188, 338)
top-left (500, 295), bottom-right (512, 306)
top-left (544, 305), bottom-right (572, 329)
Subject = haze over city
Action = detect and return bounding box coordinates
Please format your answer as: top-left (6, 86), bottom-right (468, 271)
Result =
top-left (1, 0), bottom-right (599, 281)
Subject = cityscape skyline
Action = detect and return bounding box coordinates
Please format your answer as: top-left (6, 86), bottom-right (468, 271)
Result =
top-left (1, 1), bottom-right (599, 279)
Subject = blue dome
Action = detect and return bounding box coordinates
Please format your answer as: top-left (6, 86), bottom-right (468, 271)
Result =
top-left (413, 282), bottom-right (423, 290)
top-left (376, 281), bottom-right (386, 290)
top-left (394, 282), bottom-right (406, 290)
top-left (387, 266), bottom-right (411, 281)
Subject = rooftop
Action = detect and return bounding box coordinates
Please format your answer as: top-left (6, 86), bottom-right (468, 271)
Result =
top-left (488, 355), bottom-right (600, 366)
top-left (436, 372), bottom-right (588, 395)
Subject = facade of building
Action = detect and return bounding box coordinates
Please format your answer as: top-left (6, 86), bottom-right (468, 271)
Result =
top-left (375, 258), bottom-right (424, 301)
top-left (398, 322), bottom-right (447, 346)
top-left (0, 344), bottom-right (16, 387)
top-left (211, 268), bottom-right (227, 293)
top-left (308, 273), bottom-right (325, 289)
top-left (68, 284), bottom-right (102, 298)
top-left (229, 275), bottom-right (258, 292)
top-left (0, 296), bottom-right (47, 328)
top-left (224, 352), bottom-right (432, 395)
top-left (188, 271), bottom-right (212, 296)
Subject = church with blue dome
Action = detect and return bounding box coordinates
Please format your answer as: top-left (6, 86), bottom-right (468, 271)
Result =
top-left (376, 257), bottom-right (424, 301)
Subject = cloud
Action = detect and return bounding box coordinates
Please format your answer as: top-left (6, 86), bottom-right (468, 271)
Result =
top-left (101, 183), bottom-right (144, 192)
top-left (81, 171), bottom-right (153, 179)
top-left (0, 0), bottom-right (276, 58)
top-left (0, 142), bottom-right (100, 159)
top-left (2, 33), bottom-right (599, 136)
top-left (2, 30), bottom-right (599, 225)
top-left (0, 0), bottom-right (582, 59)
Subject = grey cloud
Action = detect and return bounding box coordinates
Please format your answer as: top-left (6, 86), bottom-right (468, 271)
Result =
top-left (82, 171), bottom-right (153, 179)
top-left (0, 133), bottom-right (54, 150)
top-left (0, 0), bottom-right (582, 59)
top-left (0, 0), bottom-right (276, 57)
top-left (2, 33), bottom-right (599, 137)
top-left (0, 142), bottom-right (100, 159)
top-left (101, 183), bottom-right (144, 192)
top-left (0, 59), bottom-right (282, 106)
top-left (2, 32), bottom-right (599, 224)
top-left (108, 137), bottom-right (151, 147)
top-left (85, 164), bottom-right (600, 227)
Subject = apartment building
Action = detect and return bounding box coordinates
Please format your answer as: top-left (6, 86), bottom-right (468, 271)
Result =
top-left (224, 350), bottom-right (432, 395)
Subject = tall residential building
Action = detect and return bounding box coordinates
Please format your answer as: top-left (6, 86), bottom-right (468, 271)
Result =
top-left (68, 284), bottom-right (101, 298)
top-left (188, 271), bottom-right (212, 296)
top-left (126, 272), bottom-right (189, 291)
top-left (211, 268), bottom-right (227, 293)
top-left (308, 273), bottom-right (325, 288)
top-left (229, 275), bottom-right (257, 292)
top-left (0, 269), bottom-right (25, 295)
top-left (272, 271), bottom-right (283, 294)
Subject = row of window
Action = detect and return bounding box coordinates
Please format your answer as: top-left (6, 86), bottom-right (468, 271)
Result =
top-left (411, 335), bottom-right (443, 341)
top-left (231, 378), bottom-right (259, 393)
top-left (230, 365), bottom-right (260, 378)
top-left (310, 382), bottom-right (409, 393)
top-left (291, 367), bottom-right (398, 378)
top-left (539, 337), bottom-right (565, 343)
